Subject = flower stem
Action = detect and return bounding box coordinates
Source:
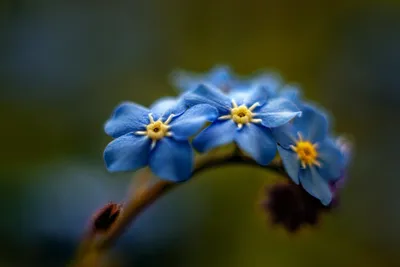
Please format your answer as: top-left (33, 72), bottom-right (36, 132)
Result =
top-left (72, 149), bottom-right (286, 266)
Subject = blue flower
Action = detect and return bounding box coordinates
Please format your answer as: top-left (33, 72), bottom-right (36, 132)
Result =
top-left (277, 85), bottom-right (302, 104)
top-left (229, 72), bottom-right (282, 100)
top-left (183, 84), bottom-right (301, 165)
top-left (171, 65), bottom-right (281, 97)
top-left (172, 65), bottom-right (233, 92)
top-left (336, 136), bottom-right (352, 169)
top-left (273, 105), bottom-right (344, 205)
top-left (103, 99), bottom-right (218, 182)
top-left (330, 136), bottom-right (353, 193)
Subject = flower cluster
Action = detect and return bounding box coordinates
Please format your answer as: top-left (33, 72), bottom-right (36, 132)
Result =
top-left (103, 65), bottom-right (351, 206)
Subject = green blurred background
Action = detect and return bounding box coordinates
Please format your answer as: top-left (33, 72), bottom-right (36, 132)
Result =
top-left (1, 0), bottom-right (399, 266)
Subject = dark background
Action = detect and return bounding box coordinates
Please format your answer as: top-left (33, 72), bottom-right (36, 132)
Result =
top-left (0, 0), bottom-right (399, 266)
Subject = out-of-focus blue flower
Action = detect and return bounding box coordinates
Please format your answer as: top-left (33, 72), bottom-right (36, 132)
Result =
top-left (336, 136), bottom-right (352, 168)
top-left (103, 99), bottom-right (218, 182)
top-left (273, 106), bottom-right (344, 205)
top-left (275, 85), bottom-right (336, 132)
top-left (229, 72), bottom-right (282, 100)
top-left (172, 65), bottom-right (233, 92)
top-left (278, 85), bottom-right (302, 104)
top-left (171, 65), bottom-right (281, 97)
top-left (330, 136), bottom-right (353, 194)
top-left (183, 84), bottom-right (301, 165)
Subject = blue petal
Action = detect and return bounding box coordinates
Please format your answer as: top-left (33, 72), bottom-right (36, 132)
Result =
top-left (271, 123), bottom-right (297, 149)
top-left (257, 98), bottom-right (301, 128)
top-left (150, 97), bottom-right (177, 114)
top-left (228, 79), bottom-right (250, 92)
top-left (150, 97), bottom-right (185, 116)
top-left (235, 124), bottom-right (277, 166)
top-left (170, 104), bottom-right (219, 140)
top-left (252, 72), bottom-right (282, 93)
top-left (243, 85), bottom-right (271, 107)
top-left (193, 120), bottom-right (237, 152)
top-left (317, 138), bottom-right (344, 180)
top-left (279, 85), bottom-right (301, 103)
top-left (171, 65), bottom-right (233, 92)
top-left (299, 167), bottom-right (332, 206)
top-left (152, 97), bottom-right (187, 120)
top-left (105, 102), bottom-right (150, 138)
top-left (183, 84), bottom-right (232, 114)
top-left (277, 146), bottom-right (300, 184)
top-left (104, 133), bottom-right (151, 172)
top-left (207, 65), bottom-right (233, 88)
top-left (170, 69), bottom-right (196, 92)
top-left (292, 105), bottom-right (328, 143)
top-left (228, 89), bottom-right (249, 101)
top-left (149, 138), bottom-right (193, 182)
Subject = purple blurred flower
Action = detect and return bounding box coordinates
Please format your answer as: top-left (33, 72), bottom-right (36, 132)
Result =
top-left (262, 182), bottom-right (334, 232)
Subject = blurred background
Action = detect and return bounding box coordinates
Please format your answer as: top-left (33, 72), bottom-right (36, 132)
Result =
top-left (1, 0), bottom-right (400, 266)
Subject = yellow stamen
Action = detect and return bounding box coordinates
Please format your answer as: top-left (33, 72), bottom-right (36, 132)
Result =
top-left (148, 113), bottom-right (155, 123)
top-left (231, 99), bottom-right (238, 108)
top-left (220, 99), bottom-right (262, 129)
top-left (231, 105), bottom-right (253, 125)
top-left (218, 115), bottom-right (232, 120)
top-left (297, 132), bottom-right (303, 141)
top-left (251, 119), bottom-right (262, 124)
top-left (151, 140), bottom-right (157, 150)
top-left (135, 113), bottom-right (175, 149)
top-left (164, 114), bottom-right (174, 125)
top-left (248, 102), bottom-right (260, 112)
top-left (146, 121), bottom-right (169, 140)
top-left (301, 161), bottom-right (307, 169)
top-left (135, 131), bottom-right (147, 135)
top-left (291, 137), bottom-right (321, 168)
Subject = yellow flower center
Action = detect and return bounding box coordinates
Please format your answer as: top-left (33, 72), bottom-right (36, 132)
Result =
top-left (146, 120), bottom-right (169, 140)
top-left (290, 133), bottom-right (321, 168)
top-left (231, 105), bottom-right (253, 124)
top-left (135, 113), bottom-right (174, 149)
top-left (218, 99), bottom-right (262, 129)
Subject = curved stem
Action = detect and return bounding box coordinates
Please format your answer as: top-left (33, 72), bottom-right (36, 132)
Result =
top-left (73, 149), bottom-right (287, 265)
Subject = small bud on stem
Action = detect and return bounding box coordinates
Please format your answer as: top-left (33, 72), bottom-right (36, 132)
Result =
top-left (91, 202), bottom-right (123, 234)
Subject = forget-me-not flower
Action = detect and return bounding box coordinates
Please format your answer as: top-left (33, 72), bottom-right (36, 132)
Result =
top-left (172, 65), bottom-right (233, 92)
top-left (183, 84), bottom-right (301, 165)
top-left (103, 100), bottom-right (218, 182)
top-left (330, 136), bottom-right (352, 195)
top-left (172, 65), bottom-right (281, 97)
top-left (273, 105), bottom-right (344, 205)
top-left (277, 85), bottom-right (302, 104)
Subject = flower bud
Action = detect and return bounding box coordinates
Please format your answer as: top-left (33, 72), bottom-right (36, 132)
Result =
top-left (91, 202), bottom-right (122, 234)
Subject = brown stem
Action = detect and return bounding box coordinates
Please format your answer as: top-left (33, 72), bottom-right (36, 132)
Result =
top-left (98, 178), bottom-right (172, 249)
top-left (73, 149), bottom-right (286, 266)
